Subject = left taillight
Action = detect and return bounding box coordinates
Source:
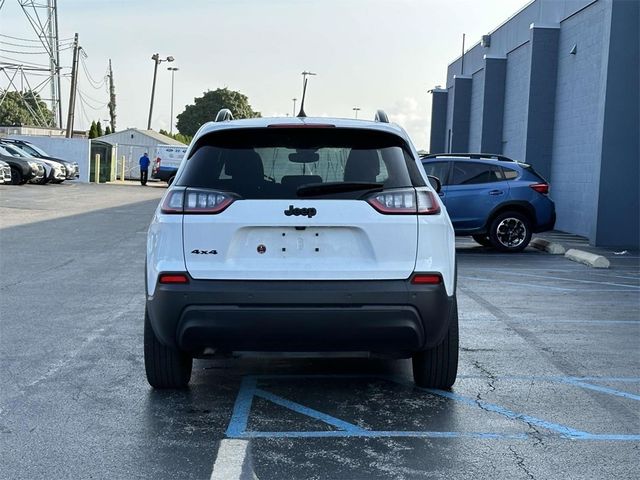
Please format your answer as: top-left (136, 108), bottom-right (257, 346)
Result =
top-left (366, 187), bottom-right (440, 215)
top-left (161, 188), bottom-right (236, 214)
top-left (158, 273), bottom-right (189, 284)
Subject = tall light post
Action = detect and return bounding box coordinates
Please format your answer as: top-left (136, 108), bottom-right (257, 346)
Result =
top-left (167, 67), bottom-right (179, 135)
top-left (352, 107), bottom-right (361, 119)
top-left (292, 98), bottom-right (297, 117)
top-left (147, 53), bottom-right (174, 130)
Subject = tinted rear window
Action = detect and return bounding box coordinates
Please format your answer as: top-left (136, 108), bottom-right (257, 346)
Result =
top-left (177, 128), bottom-right (424, 199)
top-left (451, 162), bottom-right (503, 185)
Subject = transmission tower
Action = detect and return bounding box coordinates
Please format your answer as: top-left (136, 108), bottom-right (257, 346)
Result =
top-left (16, 0), bottom-right (62, 127)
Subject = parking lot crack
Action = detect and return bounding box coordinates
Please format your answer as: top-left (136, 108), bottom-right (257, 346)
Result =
top-left (508, 445), bottom-right (535, 480)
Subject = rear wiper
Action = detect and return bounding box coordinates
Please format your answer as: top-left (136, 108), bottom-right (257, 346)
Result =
top-left (296, 182), bottom-right (384, 197)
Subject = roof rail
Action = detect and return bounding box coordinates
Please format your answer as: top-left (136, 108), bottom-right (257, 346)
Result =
top-left (214, 109), bottom-right (234, 122)
top-left (374, 110), bottom-right (389, 123)
top-left (420, 152), bottom-right (516, 162)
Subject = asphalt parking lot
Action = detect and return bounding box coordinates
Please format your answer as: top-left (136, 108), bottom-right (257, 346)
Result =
top-left (1, 183), bottom-right (638, 480)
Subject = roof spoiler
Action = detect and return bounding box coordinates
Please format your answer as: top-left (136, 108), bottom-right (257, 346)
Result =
top-left (374, 110), bottom-right (389, 123)
top-left (214, 109), bottom-right (234, 122)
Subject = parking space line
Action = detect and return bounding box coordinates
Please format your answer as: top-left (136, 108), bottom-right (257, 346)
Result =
top-left (477, 270), bottom-right (640, 289)
top-left (461, 319), bottom-right (639, 325)
top-left (416, 387), bottom-right (590, 438)
top-left (225, 374), bottom-right (640, 442)
top-left (253, 388), bottom-right (367, 433)
top-left (460, 275), bottom-right (576, 292)
top-left (237, 431), bottom-right (528, 440)
top-left (226, 377), bottom-right (258, 438)
top-left (210, 439), bottom-right (252, 480)
top-left (562, 379), bottom-right (640, 401)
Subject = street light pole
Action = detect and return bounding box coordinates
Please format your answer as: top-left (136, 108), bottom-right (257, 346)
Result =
top-left (147, 53), bottom-right (174, 130)
top-left (292, 98), bottom-right (297, 117)
top-left (352, 107), bottom-right (361, 119)
top-left (167, 67), bottom-right (179, 135)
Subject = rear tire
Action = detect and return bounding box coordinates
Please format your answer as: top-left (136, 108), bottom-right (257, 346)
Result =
top-left (472, 235), bottom-right (492, 247)
top-left (144, 308), bottom-right (192, 389)
top-left (10, 167), bottom-right (22, 185)
top-left (412, 298), bottom-right (459, 389)
top-left (488, 211), bottom-right (532, 252)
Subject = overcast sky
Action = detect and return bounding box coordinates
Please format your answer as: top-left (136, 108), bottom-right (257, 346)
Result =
top-left (1, 0), bottom-right (525, 149)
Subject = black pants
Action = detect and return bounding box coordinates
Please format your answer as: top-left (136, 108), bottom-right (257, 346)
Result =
top-left (140, 168), bottom-right (148, 185)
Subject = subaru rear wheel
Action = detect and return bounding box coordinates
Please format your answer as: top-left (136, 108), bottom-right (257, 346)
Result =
top-left (489, 211), bottom-right (532, 252)
top-left (144, 308), bottom-right (192, 389)
top-left (412, 297), bottom-right (458, 389)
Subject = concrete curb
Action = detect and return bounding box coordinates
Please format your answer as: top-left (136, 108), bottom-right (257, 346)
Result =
top-left (530, 238), bottom-right (566, 254)
top-left (564, 248), bottom-right (610, 268)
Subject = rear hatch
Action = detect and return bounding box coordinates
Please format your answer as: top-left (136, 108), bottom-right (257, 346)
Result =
top-left (173, 126), bottom-right (432, 280)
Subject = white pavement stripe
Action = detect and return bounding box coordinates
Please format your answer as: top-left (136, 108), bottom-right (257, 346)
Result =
top-left (210, 439), bottom-right (252, 480)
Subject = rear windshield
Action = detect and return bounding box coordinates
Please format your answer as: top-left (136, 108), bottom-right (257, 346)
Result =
top-left (177, 128), bottom-right (424, 199)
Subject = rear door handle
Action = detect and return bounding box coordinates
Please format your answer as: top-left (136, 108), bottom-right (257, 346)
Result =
top-left (438, 192), bottom-right (445, 197)
top-left (489, 190), bottom-right (504, 196)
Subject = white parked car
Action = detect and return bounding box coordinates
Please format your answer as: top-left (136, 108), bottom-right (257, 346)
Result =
top-left (145, 109), bottom-right (458, 389)
top-left (0, 160), bottom-right (11, 184)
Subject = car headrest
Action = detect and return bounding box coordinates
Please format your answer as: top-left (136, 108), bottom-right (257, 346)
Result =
top-left (224, 150), bottom-right (264, 179)
top-left (344, 149), bottom-right (381, 182)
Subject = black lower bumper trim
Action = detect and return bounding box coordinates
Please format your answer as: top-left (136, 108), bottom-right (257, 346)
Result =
top-left (146, 279), bottom-right (453, 354)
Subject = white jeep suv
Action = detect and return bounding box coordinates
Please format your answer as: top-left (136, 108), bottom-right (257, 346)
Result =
top-left (145, 110), bottom-right (458, 389)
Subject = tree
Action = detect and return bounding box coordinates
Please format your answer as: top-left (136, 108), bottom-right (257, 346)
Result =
top-left (0, 90), bottom-right (55, 127)
top-left (96, 121), bottom-right (103, 137)
top-left (105, 126), bottom-right (112, 135)
top-left (159, 128), bottom-right (192, 145)
top-left (88, 121), bottom-right (98, 139)
top-left (176, 88), bottom-right (260, 137)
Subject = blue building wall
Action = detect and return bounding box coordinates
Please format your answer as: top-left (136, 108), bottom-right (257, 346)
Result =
top-left (430, 0), bottom-right (639, 247)
top-left (468, 69), bottom-right (485, 151)
top-left (550, 0), bottom-right (607, 238)
top-left (501, 42), bottom-right (530, 161)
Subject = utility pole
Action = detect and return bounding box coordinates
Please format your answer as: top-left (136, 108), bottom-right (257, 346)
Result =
top-left (65, 33), bottom-right (80, 138)
top-left (352, 107), bottom-right (361, 119)
top-left (107, 59), bottom-right (116, 133)
top-left (292, 98), bottom-right (297, 117)
top-left (167, 67), bottom-right (179, 135)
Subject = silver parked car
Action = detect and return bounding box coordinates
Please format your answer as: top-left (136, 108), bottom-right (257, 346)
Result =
top-left (0, 160), bottom-right (12, 184)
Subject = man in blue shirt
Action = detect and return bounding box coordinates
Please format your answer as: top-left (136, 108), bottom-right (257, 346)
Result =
top-left (139, 152), bottom-right (150, 185)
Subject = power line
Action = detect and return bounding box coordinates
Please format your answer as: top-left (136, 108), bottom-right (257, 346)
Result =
top-left (79, 55), bottom-right (107, 89)
top-left (0, 47), bottom-right (50, 55)
top-left (77, 87), bottom-right (108, 110)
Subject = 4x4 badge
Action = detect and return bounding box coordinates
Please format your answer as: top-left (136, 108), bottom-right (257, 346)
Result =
top-left (284, 205), bottom-right (317, 218)
top-left (191, 249), bottom-right (217, 255)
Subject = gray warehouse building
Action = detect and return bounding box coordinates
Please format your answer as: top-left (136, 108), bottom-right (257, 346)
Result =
top-left (429, 0), bottom-right (639, 248)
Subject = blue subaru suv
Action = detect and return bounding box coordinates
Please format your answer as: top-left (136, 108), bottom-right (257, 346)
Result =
top-left (421, 154), bottom-right (555, 252)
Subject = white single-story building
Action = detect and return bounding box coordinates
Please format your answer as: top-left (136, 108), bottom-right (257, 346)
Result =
top-left (97, 128), bottom-right (186, 180)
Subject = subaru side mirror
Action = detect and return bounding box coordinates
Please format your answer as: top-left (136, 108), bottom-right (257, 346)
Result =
top-left (427, 175), bottom-right (442, 193)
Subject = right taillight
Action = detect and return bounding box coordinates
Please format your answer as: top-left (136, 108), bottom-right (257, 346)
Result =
top-left (161, 188), bottom-right (236, 214)
top-left (530, 183), bottom-right (549, 195)
top-left (367, 188), bottom-right (440, 215)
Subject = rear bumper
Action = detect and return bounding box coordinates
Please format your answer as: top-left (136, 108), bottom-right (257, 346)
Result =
top-left (146, 278), bottom-right (454, 355)
top-left (533, 208), bottom-right (556, 233)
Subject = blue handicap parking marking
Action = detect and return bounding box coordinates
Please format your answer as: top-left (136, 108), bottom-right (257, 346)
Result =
top-left (226, 375), bottom-right (640, 441)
